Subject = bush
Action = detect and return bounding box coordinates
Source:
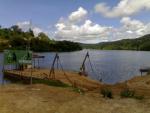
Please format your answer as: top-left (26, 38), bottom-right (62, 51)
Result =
top-left (101, 88), bottom-right (113, 99)
top-left (72, 87), bottom-right (85, 95)
top-left (120, 89), bottom-right (145, 100)
top-left (120, 89), bottom-right (135, 98)
top-left (134, 95), bottom-right (144, 100)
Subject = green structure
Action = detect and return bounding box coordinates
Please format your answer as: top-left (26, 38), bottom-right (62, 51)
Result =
top-left (4, 50), bottom-right (32, 65)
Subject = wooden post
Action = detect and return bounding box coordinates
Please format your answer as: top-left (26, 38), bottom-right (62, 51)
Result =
top-left (38, 58), bottom-right (39, 69)
top-left (2, 59), bottom-right (5, 85)
top-left (33, 58), bottom-right (35, 68)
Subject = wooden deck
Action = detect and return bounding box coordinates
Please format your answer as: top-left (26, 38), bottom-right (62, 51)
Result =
top-left (140, 68), bottom-right (150, 75)
top-left (4, 69), bottom-right (101, 90)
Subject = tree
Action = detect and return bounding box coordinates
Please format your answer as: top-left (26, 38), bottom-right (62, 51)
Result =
top-left (28, 28), bottom-right (34, 37)
top-left (11, 25), bottom-right (22, 33)
top-left (38, 32), bottom-right (50, 42)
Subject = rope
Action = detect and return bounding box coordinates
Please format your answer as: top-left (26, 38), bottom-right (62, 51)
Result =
top-left (58, 58), bottom-right (73, 84)
top-left (87, 55), bottom-right (102, 81)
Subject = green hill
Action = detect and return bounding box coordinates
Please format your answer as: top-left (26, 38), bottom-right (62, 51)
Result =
top-left (0, 25), bottom-right (82, 52)
top-left (82, 34), bottom-right (150, 51)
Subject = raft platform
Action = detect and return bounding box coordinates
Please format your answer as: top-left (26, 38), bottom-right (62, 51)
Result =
top-left (4, 69), bottom-right (101, 91)
top-left (140, 68), bottom-right (150, 75)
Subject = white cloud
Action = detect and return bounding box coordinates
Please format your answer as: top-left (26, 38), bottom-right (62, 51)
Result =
top-left (95, 0), bottom-right (150, 18)
top-left (111, 17), bottom-right (149, 40)
top-left (54, 7), bottom-right (150, 43)
top-left (17, 21), bottom-right (31, 31)
top-left (120, 17), bottom-right (146, 36)
top-left (69, 7), bottom-right (87, 23)
top-left (55, 15), bottom-right (150, 43)
top-left (55, 19), bottom-right (112, 43)
top-left (54, 7), bottom-right (113, 43)
top-left (17, 21), bottom-right (44, 36)
top-left (32, 27), bottom-right (43, 36)
top-left (121, 17), bottom-right (144, 29)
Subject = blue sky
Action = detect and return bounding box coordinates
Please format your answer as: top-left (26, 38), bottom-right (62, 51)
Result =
top-left (0, 0), bottom-right (150, 43)
top-left (0, 0), bottom-right (118, 27)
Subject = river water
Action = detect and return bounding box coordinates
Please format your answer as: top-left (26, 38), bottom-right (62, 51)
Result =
top-left (1, 49), bottom-right (150, 84)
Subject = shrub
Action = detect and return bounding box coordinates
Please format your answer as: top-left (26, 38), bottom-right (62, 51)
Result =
top-left (120, 89), bottom-right (144, 100)
top-left (101, 88), bottom-right (113, 99)
top-left (120, 89), bottom-right (135, 98)
top-left (72, 87), bottom-right (85, 95)
top-left (134, 95), bottom-right (144, 100)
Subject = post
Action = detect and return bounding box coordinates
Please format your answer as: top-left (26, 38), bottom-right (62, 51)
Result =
top-left (2, 60), bottom-right (5, 85)
top-left (38, 58), bottom-right (39, 68)
top-left (30, 61), bottom-right (33, 85)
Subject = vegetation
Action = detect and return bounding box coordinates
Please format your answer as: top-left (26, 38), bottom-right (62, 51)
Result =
top-left (82, 34), bottom-right (150, 51)
top-left (100, 88), bottom-right (113, 99)
top-left (0, 25), bottom-right (82, 52)
top-left (32, 79), bottom-right (69, 87)
top-left (72, 87), bottom-right (85, 94)
top-left (120, 89), bottom-right (135, 98)
top-left (120, 88), bottom-right (144, 100)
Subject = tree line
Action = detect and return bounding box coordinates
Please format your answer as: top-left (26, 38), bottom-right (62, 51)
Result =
top-left (0, 25), bottom-right (82, 52)
top-left (82, 34), bottom-right (150, 51)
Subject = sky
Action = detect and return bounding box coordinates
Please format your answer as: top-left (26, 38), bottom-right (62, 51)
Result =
top-left (0, 0), bottom-right (150, 43)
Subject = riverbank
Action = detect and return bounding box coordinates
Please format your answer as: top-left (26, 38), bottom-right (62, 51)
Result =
top-left (1, 73), bottom-right (150, 113)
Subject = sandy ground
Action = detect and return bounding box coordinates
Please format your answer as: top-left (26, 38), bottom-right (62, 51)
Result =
top-left (5, 69), bottom-right (101, 90)
top-left (0, 84), bottom-right (150, 113)
top-left (1, 75), bottom-right (150, 113)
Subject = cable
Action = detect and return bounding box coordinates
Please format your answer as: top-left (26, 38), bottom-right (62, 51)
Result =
top-left (58, 58), bottom-right (73, 84)
top-left (87, 55), bottom-right (103, 82)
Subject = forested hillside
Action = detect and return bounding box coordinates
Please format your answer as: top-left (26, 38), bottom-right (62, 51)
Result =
top-left (82, 34), bottom-right (150, 51)
top-left (0, 25), bottom-right (82, 52)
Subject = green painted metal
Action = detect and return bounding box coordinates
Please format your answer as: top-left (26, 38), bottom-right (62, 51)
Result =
top-left (4, 50), bottom-right (32, 65)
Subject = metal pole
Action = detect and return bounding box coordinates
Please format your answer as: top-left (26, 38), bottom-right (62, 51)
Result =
top-left (49, 53), bottom-right (58, 79)
top-left (80, 52), bottom-right (89, 75)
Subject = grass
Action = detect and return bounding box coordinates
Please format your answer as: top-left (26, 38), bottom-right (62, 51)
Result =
top-left (120, 88), bottom-right (144, 100)
top-left (4, 74), bottom-right (86, 94)
top-left (72, 87), bottom-right (85, 95)
top-left (120, 89), bottom-right (135, 98)
top-left (4, 74), bottom-right (70, 88)
top-left (100, 88), bottom-right (113, 99)
top-left (32, 78), bottom-right (70, 87)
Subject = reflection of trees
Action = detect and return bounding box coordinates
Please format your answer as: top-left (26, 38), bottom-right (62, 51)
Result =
top-left (12, 52), bottom-right (17, 62)
top-left (26, 52), bottom-right (30, 60)
top-left (7, 52), bottom-right (13, 63)
top-left (6, 52), bottom-right (17, 63)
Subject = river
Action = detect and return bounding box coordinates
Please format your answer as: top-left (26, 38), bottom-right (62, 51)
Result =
top-left (1, 49), bottom-right (150, 84)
